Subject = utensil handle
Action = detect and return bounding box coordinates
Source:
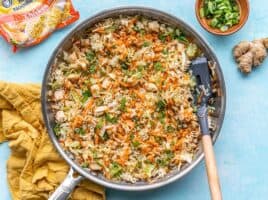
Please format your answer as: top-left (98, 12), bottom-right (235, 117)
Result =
top-left (48, 168), bottom-right (84, 200)
top-left (197, 105), bottom-right (222, 200)
top-left (202, 135), bottom-right (222, 200)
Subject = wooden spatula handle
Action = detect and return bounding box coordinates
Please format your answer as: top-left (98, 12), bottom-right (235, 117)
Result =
top-left (202, 135), bottom-right (222, 200)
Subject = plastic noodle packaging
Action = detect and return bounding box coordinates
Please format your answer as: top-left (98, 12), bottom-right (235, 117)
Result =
top-left (0, 0), bottom-right (79, 51)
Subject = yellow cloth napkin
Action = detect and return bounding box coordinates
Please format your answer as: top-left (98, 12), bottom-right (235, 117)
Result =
top-left (0, 81), bottom-right (105, 200)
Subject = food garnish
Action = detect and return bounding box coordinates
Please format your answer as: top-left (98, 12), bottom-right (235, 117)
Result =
top-left (200, 0), bottom-right (240, 32)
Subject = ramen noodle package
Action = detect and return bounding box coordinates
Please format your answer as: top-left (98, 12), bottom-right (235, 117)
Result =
top-left (0, 0), bottom-right (79, 51)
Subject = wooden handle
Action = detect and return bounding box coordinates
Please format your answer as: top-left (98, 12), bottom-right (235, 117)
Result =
top-left (202, 135), bottom-right (222, 200)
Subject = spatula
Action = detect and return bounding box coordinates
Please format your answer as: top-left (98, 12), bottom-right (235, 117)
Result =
top-left (190, 57), bottom-right (222, 200)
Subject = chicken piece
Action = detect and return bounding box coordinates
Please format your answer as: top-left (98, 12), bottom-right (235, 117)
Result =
top-left (55, 111), bottom-right (66, 122)
top-left (54, 90), bottom-right (64, 100)
top-left (148, 21), bottom-right (160, 32)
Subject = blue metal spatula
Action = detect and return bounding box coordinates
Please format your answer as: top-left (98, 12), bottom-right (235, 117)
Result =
top-left (191, 57), bottom-right (222, 200)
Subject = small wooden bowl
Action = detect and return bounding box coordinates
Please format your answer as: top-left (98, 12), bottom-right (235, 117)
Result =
top-left (195, 0), bottom-right (249, 35)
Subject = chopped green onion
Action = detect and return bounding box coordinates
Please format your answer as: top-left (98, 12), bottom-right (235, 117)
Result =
top-left (158, 111), bottom-right (166, 125)
top-left (156, 99), bottom-right (166, 112)
top-left (166, 125), bottom-right (176, 133)
top-left (220, 25), bottom-right (228, 32)
top-left (200, 0), bottom-right (240, 32)
top-left (137, 64), bottom-right (146, 72)
top-left (177, 35), bottom-right (188, 43)
top-left (143, 41), bottom-right (151, 47)
top-left (96, 118), bottom-right (104, 129)
top-left (105, 24), bottom-right (118, 33)
top-left (210, 18), bottom-right (219, 27)
top-left (165, 150), bottom-right (174, 160)
top-left (144, 163), bottom-right (154, 177)
top-left (119, 97), bottom-right (127, 112)
top-left (132, 140), bottom-right (140, 148)
top-left (88, 64), bottom-right (96, 74)
top-left (110, 162), bottom-right (122, 177)
top-left (186, 43), bottom-right (198, 58)
top-left (105, 113), bottom-right (118, 124)
top-left (70, 90), bottom-right (80, 103)
top-left (102, 131), bottom-right (109, 141)
top-left (81, 90), bottom-right (91, 103)
top-left (81, 162), bottom-right (89, 168)
top-left (120, 60), bottom-right (130, 70)
top-left (158, 33), bottom-right (166, 42)
top-left (154, 136), bottom-right (163, 144)
top-left (154, 62), bottom-right (163, 72)
top-left (121, 62), bottom-right (129, 70)
top-left (86, 50), bottom-right (96, 62)
top-left (162, 49), bottom-right (168, 55)
top-left (53, 123), bottom-right (61, 137)
top-left (74, 127), bottom-right (85, 135)
top-left (133, 25), bottom-right (144, 34)
top-left (200, 7), bottom-right (205, 18)
top-left (130, 133), bottom-right (135, 141)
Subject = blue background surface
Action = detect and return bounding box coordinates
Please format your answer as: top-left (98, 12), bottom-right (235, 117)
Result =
top-left (1, 0), bottom-right (268, 199)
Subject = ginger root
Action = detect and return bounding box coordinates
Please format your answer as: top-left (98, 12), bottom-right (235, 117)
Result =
top-left (233, 38), bottom-right (268, 73)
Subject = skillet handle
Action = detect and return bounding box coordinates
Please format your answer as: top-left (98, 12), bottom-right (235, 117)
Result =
top-left (49, 168), bottom-right (84, 200)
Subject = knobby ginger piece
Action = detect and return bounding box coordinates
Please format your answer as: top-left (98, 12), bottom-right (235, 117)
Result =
top-left (233, 38), bottom-right (268, 73)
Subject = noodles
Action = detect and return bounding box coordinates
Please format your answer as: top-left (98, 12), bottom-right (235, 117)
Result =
top-left (48, 16), bottom-right (201, 183)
